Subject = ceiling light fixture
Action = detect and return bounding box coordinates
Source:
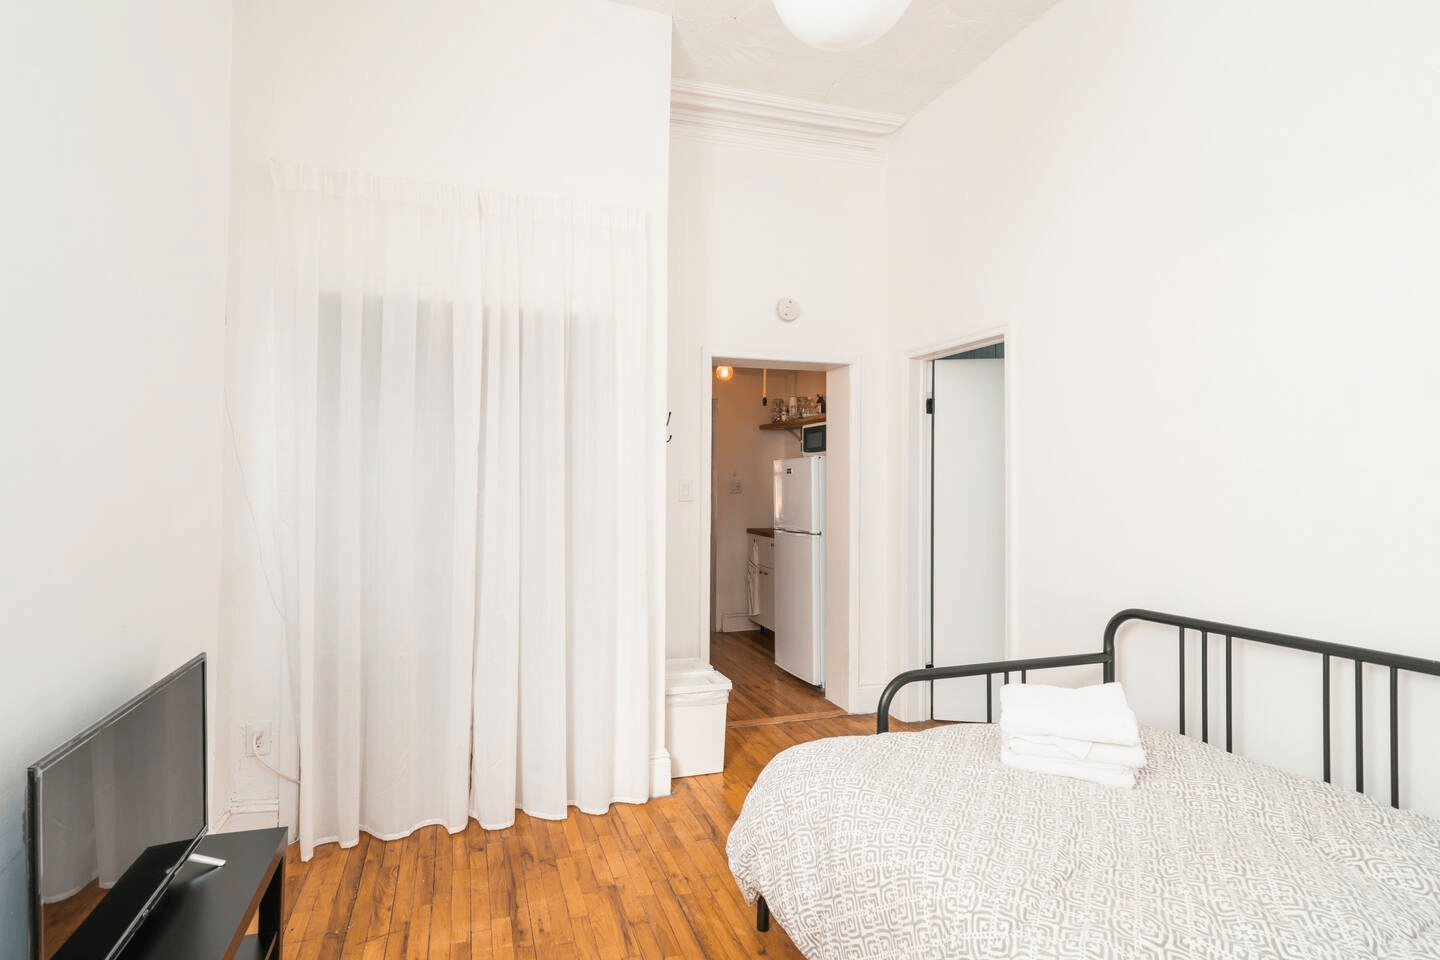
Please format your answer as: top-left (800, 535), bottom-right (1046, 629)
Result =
top-left (772, 0), bottom-right (913, 52)
top-left (715, 364), bottom-right (735, 382)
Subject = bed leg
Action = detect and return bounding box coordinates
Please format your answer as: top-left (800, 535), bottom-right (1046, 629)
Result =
top-left (756, 896), bottom-right (770, 932)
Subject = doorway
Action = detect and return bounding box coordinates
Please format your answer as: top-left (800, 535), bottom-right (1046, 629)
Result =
top-left (705, 359), bottom-right (849, 725)
top-left (930, 341), bottom-right (1006, 722)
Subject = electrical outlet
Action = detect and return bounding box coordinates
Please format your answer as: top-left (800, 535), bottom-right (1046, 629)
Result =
top-left (245, 722), bottom-right (274, 757)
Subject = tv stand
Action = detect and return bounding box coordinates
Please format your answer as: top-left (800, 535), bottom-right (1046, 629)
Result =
top-left (117, 827), bottom-right (286, 960)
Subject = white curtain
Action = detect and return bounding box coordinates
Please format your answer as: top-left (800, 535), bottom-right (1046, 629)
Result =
top-left (252, 162), bottom-right (653, 858)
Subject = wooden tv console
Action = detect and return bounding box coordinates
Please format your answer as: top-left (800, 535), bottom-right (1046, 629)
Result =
top-left (115, 827), bottom-right (286, 960)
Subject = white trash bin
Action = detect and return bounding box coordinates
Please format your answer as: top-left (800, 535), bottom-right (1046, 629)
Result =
top-left (664, 659), bottom-right (733, 777)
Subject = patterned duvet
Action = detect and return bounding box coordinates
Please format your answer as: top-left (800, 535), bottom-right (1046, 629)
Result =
top-left (726, 724), bottom-right (1440, 959)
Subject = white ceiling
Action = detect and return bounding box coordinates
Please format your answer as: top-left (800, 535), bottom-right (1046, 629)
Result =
top-left (615, 0), bottom-right (1058, 116)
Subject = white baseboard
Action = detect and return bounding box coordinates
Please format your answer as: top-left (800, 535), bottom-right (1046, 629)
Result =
top-left (216, 807), bottom-right (281, 833)
top-left (649, 749), bottom-right (672, 798)
top-left (216, 796), bottom-right (281, 833)
top-left (720, 613), bottom-right (761, 633)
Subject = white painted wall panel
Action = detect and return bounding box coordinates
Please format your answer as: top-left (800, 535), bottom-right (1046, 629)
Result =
top-left (666, 135), bottom-right (890, 709)
top-left (0, 2), bottom-right (232, 952)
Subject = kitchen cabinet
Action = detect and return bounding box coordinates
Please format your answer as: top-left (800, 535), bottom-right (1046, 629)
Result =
top-left (749, 533), bottom-right (775, 632)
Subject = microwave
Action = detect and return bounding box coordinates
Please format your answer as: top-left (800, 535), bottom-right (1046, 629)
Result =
top-left (801, 422), bottom-right (826, 455)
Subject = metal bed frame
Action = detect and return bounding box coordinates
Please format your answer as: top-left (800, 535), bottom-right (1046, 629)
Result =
top-left (754, 607), bottom-right (1440, 934)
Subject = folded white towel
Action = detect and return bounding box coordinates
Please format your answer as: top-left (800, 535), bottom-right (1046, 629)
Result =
top-left (998, 681), bottom-right (1140, 747)
top-left (1001, 748), bottom-right (1136, 789)
top-left (1006, 733), bottom-right (1147, 769)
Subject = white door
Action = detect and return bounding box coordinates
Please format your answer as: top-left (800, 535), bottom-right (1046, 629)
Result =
top-left (931, 354), bottom-right (1005, 721)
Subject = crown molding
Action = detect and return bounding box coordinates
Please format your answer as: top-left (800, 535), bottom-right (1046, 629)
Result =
top-left (670, 79), bottom-right (906, 163)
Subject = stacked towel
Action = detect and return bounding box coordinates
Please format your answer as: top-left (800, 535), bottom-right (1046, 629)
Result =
top-left (998, 682), bottom-right (1146, 788)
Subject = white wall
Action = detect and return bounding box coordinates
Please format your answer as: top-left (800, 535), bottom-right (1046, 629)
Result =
top-left (886, 0), bottom-right (1440, 810)
top-left (0, 0), bottom-right (232, 951)
top-left (711, 368), bottom-right (824, 630)
top-left (223, 0), bottom-right (672, 819)
top-left (668, 134), bottom-right (893, 709)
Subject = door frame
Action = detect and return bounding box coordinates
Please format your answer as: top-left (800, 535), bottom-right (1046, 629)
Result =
top-left (900, 326), bottom-right (1012, 724)
top-left (698, 345), bottom-right (859, 710)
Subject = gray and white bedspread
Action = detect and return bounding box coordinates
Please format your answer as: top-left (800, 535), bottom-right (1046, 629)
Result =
top-left (727, 724), bottom-right (1440, 959)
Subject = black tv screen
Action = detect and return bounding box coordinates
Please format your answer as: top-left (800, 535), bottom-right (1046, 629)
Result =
top-left (26, 654), bottom-right (207, 960)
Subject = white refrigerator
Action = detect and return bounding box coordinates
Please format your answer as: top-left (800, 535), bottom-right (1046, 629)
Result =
top-left (772, 456), bottom-right (825, 686)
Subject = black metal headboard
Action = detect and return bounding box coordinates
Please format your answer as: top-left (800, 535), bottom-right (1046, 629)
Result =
top-left (876, 608), bottom-right (1440, 809)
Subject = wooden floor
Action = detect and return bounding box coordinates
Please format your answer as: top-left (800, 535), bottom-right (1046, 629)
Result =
top-left (282, 638), bottom-right (917, 959)
top-left (709, 630), bottom-right (842, 727)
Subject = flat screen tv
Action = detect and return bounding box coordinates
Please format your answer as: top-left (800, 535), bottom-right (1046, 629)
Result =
top-left (26, 654), bottom-right (207, 960)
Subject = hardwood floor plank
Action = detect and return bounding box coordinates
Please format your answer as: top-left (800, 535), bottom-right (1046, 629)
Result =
top-left (430, 826), bottom-right (454, 960)
top-left (450, 830), bottom-right (472, 950)
top-left (389, 830), bottom-right (422, 948)
top-left (367, 834), bottom-right (403, 945)
top-left (725, 708), bottom-right (847, 729)
top-left (465, 825), bottom-right (495, 960)
top-left (382, 922), bottom-right (408, 960)
top-left (572, 814), bottom-right (616, 890)
top-left (489, 916), bottom-right (517, 960)
top-left (519, 823), bottom-right (572, 948)
top-left (340, 834), bottom-right (386, 953)
top-left (553, 856), bottom-right (588, 921)
top-left (286, 843), bottom-right (333, 945)
top-left (568, 916), bottom-right (603, 958)
top-left (328, 835), bottom-right (370, 939)
top-left (300, 845), bottom-right (351, 946)
top-left (502, 832), bottom-right (539, 958)
top-left (403, 904), bottom-right (431, 960)
top-left (644, 887), bottom-right (709, 959)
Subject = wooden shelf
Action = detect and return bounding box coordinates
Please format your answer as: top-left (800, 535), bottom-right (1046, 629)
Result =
top-left (758, 414), bottom-right (825, 432)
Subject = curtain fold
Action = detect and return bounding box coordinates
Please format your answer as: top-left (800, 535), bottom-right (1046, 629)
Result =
top-left (250, 163), bottom-right (652, 858)
top-left (470, 197), bottom-right (652, 828)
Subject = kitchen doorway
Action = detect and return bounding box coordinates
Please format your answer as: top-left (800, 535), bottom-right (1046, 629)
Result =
top-left (703, 358), bottom-right (852, 723)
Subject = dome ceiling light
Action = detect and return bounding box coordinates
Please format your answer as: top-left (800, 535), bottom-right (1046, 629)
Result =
top-left (771, 0), bottom-right (914, 52)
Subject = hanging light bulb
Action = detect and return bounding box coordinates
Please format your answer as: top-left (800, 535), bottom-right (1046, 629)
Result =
top-left (714, 364), bottom-right (735, 382)
top-left (772, 0), bottom-right (913, 52)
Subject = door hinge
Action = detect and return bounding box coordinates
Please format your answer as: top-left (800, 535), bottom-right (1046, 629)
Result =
top-left (925, 397), bottom-right (934, 414)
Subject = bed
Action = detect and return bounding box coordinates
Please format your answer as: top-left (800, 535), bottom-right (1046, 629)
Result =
top-left (727, 609), bottom-right (1440, 959)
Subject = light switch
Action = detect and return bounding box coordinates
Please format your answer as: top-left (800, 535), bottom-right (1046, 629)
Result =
top-left (679, 480), bottom-right (694, 501)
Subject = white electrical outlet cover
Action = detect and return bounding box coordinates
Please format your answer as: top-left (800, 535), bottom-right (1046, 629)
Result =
top-left (776, 298), bottom-right (801, 322)
top-left (246, 722), bottom-right (274, 757)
